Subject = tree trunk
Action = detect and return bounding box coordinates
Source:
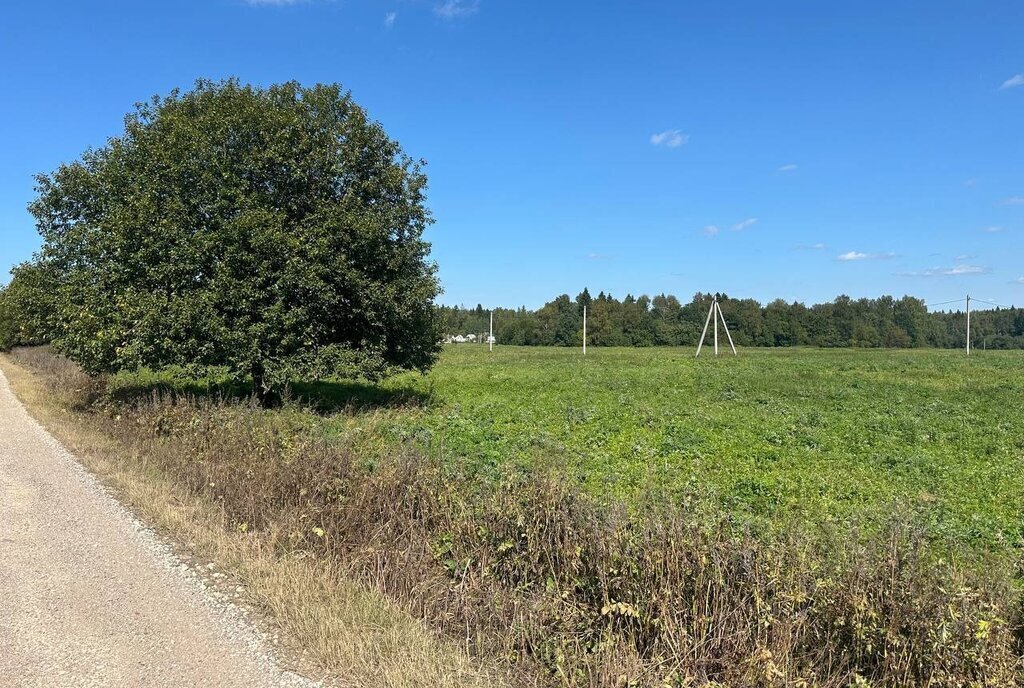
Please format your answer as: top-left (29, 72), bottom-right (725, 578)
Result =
top-left (250, 363), bottom-right (276, 408)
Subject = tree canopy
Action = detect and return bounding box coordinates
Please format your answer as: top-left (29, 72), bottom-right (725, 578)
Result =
top-left (24, 79), bottom-right (442, 397)
top-left (0, 262), bottom-right (56, 351)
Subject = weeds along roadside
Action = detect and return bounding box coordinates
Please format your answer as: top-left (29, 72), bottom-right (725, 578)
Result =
top-left (0, 347), bottom-right (509, 688)
top-left (5, 346), bottom-right (1023, 688)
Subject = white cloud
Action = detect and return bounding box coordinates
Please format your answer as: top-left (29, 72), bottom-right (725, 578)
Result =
top-left (586, 252), bottom-right (611, 260)
top-left (945, 264), bottom-right (987, 275)
top-left (1000, 196), bottom-right (1024, 206)
top-left (1014, 276), bottom-right (1024, 284)
top-left (900, 264), bottom-right (989, 277)
top-left (837, 251), bottom-right (868, 261)
top-left (650, 129), bottom-right (688, 148)
top-left (837, 251), bottom-right (895, 261)
top-left (964, 178), bottom-right (977, 187)
top-left (1000, 74), bottom-right (1024, 90)
top-left (778, 164), bottom-right (798, 172)
top-left (385, 11), bottom-right (397, 27)
top-left (434, 0), bottom-right (479, 19)
top-left (982, 226), bottom-right (1005, 233)
top-left (704, 218), bottom-right (757, 237)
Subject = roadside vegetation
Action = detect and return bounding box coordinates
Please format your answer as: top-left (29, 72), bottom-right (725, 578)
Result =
top-left (1, 347), bottom-right (504, 688)
top-left (5, 344), bottom-right (1023, 686)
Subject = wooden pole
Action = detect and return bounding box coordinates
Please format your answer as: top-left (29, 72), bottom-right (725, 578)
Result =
top-left (489, 311), bottom-right (493, 352)
top-left (583, 305), bottom-right (587, 356)
top-left (718, 301), bottom-right (738, 355)
top-left (966, 295), bottom-right (971, 356)
top-left (713, 298), bottom-right (719, 356)
top-left (695, 299), bottom-right (715, 357)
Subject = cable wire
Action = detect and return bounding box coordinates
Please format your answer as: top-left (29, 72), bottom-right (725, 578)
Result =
top-left (925, 298), bottom-right (964, 308)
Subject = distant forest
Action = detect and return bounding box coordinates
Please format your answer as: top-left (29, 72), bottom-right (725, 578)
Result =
top-left (439, 290), bottom-right (1024, 349)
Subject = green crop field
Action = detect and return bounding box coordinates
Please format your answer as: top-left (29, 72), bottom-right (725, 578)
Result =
top-left (319, 345), bottom-right (1024, 554)
top-left (35, 342), bottom-right (1024, 682)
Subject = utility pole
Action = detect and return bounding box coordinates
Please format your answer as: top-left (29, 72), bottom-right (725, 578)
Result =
top-left (719, 301), bottom-right (738, 355)
top-left (696, 296), bottom-right (738, 358)
top-left (713, 297), bottom-right (719, 356)
top-left (966, 295), bottom-right (971, 356)
top-left (582, 305), bottom-right (587, 356)
top-left (489, 311), bottom-right (493, 352)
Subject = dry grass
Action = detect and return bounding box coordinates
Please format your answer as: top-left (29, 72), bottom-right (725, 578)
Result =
top-left (0, 349), bottom-right (507, 688)
top-left (4, 345), bottom-right (1023, 688)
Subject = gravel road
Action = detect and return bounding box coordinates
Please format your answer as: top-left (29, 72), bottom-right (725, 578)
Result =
top-left (0, 368), bottom-right (319, 688)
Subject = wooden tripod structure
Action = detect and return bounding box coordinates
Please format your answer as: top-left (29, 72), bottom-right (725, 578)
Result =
top-left (695, 296), bottom-right (737, 357)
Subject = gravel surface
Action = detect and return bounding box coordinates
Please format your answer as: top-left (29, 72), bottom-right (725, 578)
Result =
top-left (0, 368), bottom-right (321, 688)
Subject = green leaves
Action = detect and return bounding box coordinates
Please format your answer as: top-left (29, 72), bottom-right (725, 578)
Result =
top-left (0, 261), bottom-right (58, 351)
top-left (28, 78), bottom-right (442, 395)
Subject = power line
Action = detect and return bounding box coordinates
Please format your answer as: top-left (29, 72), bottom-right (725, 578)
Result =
top-left (926, 295), bottom-right (982, 357)
top-left (925, 297), bottom-right (1013, 310)
top-left (924, 298), bottom-right (963, 308)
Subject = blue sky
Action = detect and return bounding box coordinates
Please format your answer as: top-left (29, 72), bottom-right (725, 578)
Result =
top-left (1, 1), bottom-right (1022, 309)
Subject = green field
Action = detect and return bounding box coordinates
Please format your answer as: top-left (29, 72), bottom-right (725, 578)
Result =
top-left (34, 343), bottom-right (1024, 682)
top-left (323, 345), bottom-right (1024, 553)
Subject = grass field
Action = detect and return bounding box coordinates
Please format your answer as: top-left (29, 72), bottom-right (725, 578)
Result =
top-left (20, 344), bottom-right (1024, 685)
top-left (316, 345), bottom-right (1024, 554)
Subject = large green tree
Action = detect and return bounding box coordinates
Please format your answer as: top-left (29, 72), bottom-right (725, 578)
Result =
top-left (30, 79), bottom-right (442, 398)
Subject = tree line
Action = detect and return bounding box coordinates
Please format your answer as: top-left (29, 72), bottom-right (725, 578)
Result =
top-left (439, 289), bottom-right (1024, 349)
